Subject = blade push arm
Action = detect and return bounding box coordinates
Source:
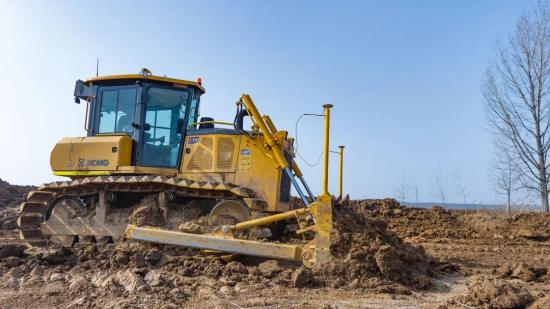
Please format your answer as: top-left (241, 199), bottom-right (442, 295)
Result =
top-left (239, 94), bottom-right (313, 205)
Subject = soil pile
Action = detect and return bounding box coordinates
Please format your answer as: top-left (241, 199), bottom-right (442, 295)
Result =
top-left (341, 198), bottom-right (550, 241)
top-left (314, 201), bottom-right (440, 292)
top-left (0, 178), bottom-right (34, 208)
top-left (0, 179), bottom-right (34, 230)
top-left (454, 275), bottom-right (534, 309)
top-left (342, 198), bottom-right (476, 239)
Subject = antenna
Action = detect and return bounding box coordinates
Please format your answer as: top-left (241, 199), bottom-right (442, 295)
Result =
top-left (96, 58), bottom-right (99, 77)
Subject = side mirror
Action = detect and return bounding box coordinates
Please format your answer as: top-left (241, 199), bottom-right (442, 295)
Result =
top-left (176, 118), bottom-right (185, 134)
top-left (73, 80), bottom-right (94, 104)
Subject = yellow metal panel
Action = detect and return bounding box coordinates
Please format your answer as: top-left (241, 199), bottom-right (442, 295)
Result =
top-left (177, 172), bottom-right (235, 184)
top-left (84, 74), bottom-right (205, 93)
top-left (50, 135), bottom-right (132, 175)
top-left (53, 171), bottom-right (111, 176)
top-left (114, 166), bottom-right (178, 176)
top-left (179, 132), bottom-right (287, 212)
top-left (305, 195), bottom-right (333, 267)
top-left (181, 134), bottom-right (241, 174)
top-left (234, 134), bottom-right (284, 212)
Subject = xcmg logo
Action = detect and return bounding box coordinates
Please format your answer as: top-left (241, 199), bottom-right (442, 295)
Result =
top-left (77, 158), bottom-right (110, 167)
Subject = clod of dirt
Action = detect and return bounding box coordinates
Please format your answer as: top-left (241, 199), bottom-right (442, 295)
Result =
top-left (145, 248), bottom-right (164, 265)
top-left (224, 261), bottom-right (248, 275)
top-left (257, 260), bottom-right (282, 277)
top-left (5, 256), bottom-right (23, 268)
top-left (129, 252), bottom-right (145, 268)
top-left (292, 267), bottom-right (313, 288)
top-left (0, 244), bottom-right (26, 259)
top-left (112, 252), bottom-right (129, 265)
top-left (26, 246), bottom-right (72, 265)
top-left (459, 275), bottom-right (533, 309)
top-left (516, 229), bottom-right (550, 241)
top-left (114, 269), bottom-right (147, 292)
top-left (68, 275), bottom-right (91, 291)
top-left (144, 270), bottom-right (165, 287)
top-left (529, 295), bottom-right (550, 309)
top-left (496, 262), bottom-right (547, 282)
top-left (128, 195), bottom-right (165, 226)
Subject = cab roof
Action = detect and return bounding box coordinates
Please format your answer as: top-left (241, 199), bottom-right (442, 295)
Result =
top-left (84, 74), bottom-right (205, 93)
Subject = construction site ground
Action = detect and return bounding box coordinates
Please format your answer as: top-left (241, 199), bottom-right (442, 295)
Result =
top-left (1, 179), bottom-right (549, 308)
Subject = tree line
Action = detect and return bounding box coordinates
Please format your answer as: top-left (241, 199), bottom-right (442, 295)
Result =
top-left (393, 2), bottom-right (550, 213)
top-left (484, 1), bottom-right (550, 213)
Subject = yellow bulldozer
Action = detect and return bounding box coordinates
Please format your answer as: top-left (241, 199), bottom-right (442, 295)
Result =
top-left (17, 69), bottom-right (334, 267)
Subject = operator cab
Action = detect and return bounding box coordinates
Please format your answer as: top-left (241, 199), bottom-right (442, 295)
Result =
top-left (74, 69), bottom-right (205, 169)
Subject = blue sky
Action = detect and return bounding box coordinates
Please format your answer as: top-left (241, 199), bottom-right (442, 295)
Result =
top-left (0, 0), bottom-right (533, 203)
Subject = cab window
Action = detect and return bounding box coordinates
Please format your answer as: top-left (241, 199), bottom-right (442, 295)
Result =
top-left (98, 87), bottom-right (137, 134)
top-left (186, 95), bottom-right (200, 129)
top-left (141, 86), bottom-right (190, 168)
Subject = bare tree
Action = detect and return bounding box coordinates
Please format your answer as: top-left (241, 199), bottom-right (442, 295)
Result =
top-left (412, 183), bottom-right (420, 203)
top-left (452, 166), bottom-right (467, 204)
top-left (490, 151), bottom-right (520, 216)
top-left (432, 162), bottom-right (448, 204)
top-left (394, 172), bottom-right (407, 203)
top-left (483, 2), bottom-right (550, 212)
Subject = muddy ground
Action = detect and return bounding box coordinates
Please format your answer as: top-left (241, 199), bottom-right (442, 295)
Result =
top-left (0, 179), bottom-right (548, 308)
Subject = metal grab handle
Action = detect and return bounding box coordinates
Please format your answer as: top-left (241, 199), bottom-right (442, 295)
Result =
top-left (83, 101), bottom-right (90, 132)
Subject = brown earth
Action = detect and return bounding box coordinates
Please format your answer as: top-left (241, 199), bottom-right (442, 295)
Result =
top-left (0, 181), bottom-right (549, 308)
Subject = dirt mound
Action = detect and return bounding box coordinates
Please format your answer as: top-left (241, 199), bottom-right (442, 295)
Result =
top-left (342, 198), bottom-right (476, 239)
top-left (314, 202), bottom-right (440, 292)
top-left (0, 179), bottom-right (34, 231)
top-left (340, 198), bottom-right (550, 241)
top-left (455, 275), bottom-right (534, 309)
top-left (0, 178), bottom-right (34, 209)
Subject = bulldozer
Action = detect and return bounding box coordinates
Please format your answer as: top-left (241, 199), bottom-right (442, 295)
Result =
top-left (17, 69), bottom-right (334, 267)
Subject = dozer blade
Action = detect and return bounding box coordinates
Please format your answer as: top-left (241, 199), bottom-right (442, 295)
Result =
top-left (124, 197), bottom-right (333, 267)
top-left (125, 225), bottom-right (304, 261)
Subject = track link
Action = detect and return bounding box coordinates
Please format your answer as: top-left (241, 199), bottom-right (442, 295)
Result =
top-left (17, 175), bottom-right (254, 246)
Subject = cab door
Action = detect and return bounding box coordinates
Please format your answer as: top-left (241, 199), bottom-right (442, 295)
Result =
top-left (138, 85), bottom-right (191, 168)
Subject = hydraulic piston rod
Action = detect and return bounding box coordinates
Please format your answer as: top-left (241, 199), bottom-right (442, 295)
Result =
top-left (232, 208), bottom-right (308, 231)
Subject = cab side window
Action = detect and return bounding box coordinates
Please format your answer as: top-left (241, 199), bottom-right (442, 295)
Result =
top-left (98, 87), bottom-right (137, 134)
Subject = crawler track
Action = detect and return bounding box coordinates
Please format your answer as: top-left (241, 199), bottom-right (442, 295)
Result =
top-left (17, 175), bottom-right (254, 246)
